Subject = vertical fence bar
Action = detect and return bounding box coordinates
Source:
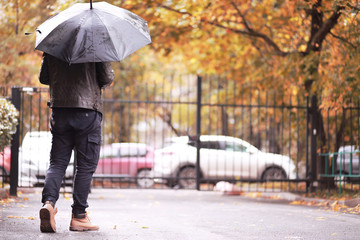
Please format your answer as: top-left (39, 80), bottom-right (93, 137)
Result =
top-left (10, 87), bottom-right (21, 196)
top-left (288, 95), bottom-right (292, 191)
top-left (296, 96), bottom-right (300, 190)
top-left (196, 75), bottom-right (202, 190)
top-left (310, 95), bottom-right (318, 191)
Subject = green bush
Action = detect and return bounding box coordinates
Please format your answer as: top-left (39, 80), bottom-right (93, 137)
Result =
top-left (0, 98), bottom-right (19, 152)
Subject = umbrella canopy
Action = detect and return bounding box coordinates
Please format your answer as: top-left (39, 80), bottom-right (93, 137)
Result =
top-left (35, 1), bottom-right (151, 64)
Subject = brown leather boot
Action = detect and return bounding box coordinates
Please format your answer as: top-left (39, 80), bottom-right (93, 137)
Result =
top-left (69, 213), bottom-right (99, 231)
top-left (39, 201), bottom-right (57, 233)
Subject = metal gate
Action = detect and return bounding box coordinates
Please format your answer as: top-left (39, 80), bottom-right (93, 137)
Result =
top-left (7, 76), bottom-right (360, 195)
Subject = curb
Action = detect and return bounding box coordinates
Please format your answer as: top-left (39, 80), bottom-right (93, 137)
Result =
top-left (262, 192), bottom-right (360, 207)
top-left (220, 189), bottom-right (360, 208)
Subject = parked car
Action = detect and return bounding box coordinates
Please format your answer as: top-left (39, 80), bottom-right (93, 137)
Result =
top-left (153, 135), bottom-right (296, 188)
top-left (19, 131), bottom-right (74, 186)
top-left (94, 143), bottom-right (154, 188)
top-left (0, 147), bottom-right (11, 182)
top-left (18, 131), bottom-right (154, 188)
top-left (335, 145), bottom-right (360, 182)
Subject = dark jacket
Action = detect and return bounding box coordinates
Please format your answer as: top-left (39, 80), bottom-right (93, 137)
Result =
top-left (39, 53), bottom-right (114, 112)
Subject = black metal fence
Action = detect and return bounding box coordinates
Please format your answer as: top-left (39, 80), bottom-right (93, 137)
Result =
top-left (5, 76), bottom-right (360, 195)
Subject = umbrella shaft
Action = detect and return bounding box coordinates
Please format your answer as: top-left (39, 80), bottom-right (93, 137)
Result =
top-left (90, 0), bottom-right (93, 9)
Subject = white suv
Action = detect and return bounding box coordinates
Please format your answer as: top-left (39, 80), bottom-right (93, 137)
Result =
top-left (153, 135), bottom-right (296, 188)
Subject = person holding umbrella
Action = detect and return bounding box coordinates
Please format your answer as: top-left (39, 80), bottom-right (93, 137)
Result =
top-left (35, 1), bottom-right (151, 233)
top-left (39, 52), bottom-right (114, 233)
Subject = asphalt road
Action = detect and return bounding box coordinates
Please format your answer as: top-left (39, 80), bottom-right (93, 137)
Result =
top-left (0, 188), bottom-right (359, 240)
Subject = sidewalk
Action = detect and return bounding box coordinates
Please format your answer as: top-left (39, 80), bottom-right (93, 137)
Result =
top-left (1, 188), bottom-right (359, 240)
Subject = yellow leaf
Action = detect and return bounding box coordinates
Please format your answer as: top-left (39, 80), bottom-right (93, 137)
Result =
top-left (331, 201), bottom-right (339, 212)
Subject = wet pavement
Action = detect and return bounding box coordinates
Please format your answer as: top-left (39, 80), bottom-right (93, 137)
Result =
top-left (1, 188), bottom-right (359, 240)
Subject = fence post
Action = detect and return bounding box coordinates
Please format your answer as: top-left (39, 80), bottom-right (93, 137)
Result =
top-left (10, 87), bottom-right (21, 196)
top-left (310, 95), bottom-right (318, 192)
top-left (195, 75), bottom-right (202, 190)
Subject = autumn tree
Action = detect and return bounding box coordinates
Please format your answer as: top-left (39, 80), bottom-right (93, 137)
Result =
top-left (115, 0), bottom-right (360, 184)
top-left (0, 0), bottom-right (64, 90)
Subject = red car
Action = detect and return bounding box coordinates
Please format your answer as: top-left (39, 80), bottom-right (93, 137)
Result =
top-left (0, 147), bottom-right (11, 182)
top-left (94, 143), bottom-right (154, 188)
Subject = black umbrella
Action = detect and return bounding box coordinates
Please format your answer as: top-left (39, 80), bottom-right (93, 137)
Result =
top-left (35, 1), bottom-right (151, 64)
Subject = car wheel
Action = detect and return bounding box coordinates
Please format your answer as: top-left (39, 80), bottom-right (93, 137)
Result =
top-left (178, 166), bottom-right (196, 189)
top-left (136, 169), bottom-right (154, 188)
top-left (262, 167), bottom-right (286, 180)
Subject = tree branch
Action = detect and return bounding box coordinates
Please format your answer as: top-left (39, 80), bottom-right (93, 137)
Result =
top-left (158, 2), bottom-right (287, 56)
top-left (307, 5), bottom-right (344, 53)
top-left (159, 4), bottom-right (190, 16)
top-left (347, 3), bottom-right (360, 12)
top-left (230, 1), bottom-right (252, 32)
top-left (330, 31), bottom-right (357, 49)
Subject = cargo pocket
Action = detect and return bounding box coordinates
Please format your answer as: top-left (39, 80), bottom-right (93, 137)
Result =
top-left (87, 133), bottom-right (102, 167)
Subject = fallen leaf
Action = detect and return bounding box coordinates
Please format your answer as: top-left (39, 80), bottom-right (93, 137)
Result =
top-left (113, 225), bottom-right (117, 229)
top-left (246, 192), bottom-right (262, 198)
top-left (290, 200), bottom-right (304, 205)
top-left (142, 226), bottom-right (149, 229)
top-left (27, 216), bottom-right (36, 220)
top-left (8, 216), bottom-right (23, 219)
top-left (64, 193), bottom-right (71, 198)
top-left (317, 201), bottom-right (329, 206)
top-left (316, 217), bottom-right (326, 221)
top-left (330, 201), bottom-right (348, 212)
top-left (269, 195), bottom-right (281, 200)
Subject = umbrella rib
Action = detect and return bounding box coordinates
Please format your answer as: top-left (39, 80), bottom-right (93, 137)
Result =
top-left (92, 10), bottom-right (118, 61)
top-left (69, 17), bottom-right (86, 64)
